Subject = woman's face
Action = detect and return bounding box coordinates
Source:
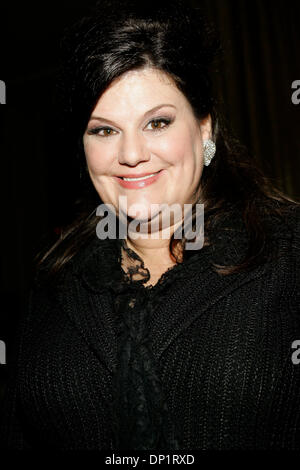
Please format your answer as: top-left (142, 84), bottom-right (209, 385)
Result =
top-left (83, 67), bottom-right (212, 225)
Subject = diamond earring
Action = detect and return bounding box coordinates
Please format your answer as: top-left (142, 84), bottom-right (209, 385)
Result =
top-left (203, 139), bottom-right (216, 166)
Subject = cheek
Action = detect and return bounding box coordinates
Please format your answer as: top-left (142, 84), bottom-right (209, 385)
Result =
top-left (155, 130), bottom-right (199, 165)
top-left (83, 141), bottom-right (110, 175)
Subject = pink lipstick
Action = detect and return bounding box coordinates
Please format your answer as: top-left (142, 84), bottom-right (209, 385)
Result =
top-left (114, 170), bottom-right (163, 189)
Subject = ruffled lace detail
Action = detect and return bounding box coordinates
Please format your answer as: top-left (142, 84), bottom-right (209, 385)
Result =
top-left (109, 238), bottom-right (184, 450)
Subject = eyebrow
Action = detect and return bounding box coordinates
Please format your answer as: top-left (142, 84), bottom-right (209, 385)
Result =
top-left (89, 103), bottom-right (177, 124)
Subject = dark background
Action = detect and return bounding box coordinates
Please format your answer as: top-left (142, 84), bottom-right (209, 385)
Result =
top-left (0, 0), bottom-right (299, 404)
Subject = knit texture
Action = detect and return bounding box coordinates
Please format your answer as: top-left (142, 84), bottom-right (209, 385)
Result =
top-left (0, 204), bottom-right (300, 450)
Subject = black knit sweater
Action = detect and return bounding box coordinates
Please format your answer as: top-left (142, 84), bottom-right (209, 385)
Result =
top-left (1, 205), bottom-right (300, 450)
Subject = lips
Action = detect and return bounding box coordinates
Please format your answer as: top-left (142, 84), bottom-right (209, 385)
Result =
top-left (118, 171), bottom-right (160, 179)
top-left (114, 170), bottom-right (163, 189)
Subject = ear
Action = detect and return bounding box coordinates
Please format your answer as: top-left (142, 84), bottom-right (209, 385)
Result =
top-left (199, 114), bottom-right (212, 141)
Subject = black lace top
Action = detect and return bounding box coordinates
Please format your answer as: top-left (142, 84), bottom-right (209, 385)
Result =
top-left (108, 237), bottom-right (196, 450)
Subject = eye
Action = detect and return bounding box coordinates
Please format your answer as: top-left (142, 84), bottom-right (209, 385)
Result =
top-left (87, 127), bottom-right (117, 137)
top-left (146, 118), bottom-right (171, 132)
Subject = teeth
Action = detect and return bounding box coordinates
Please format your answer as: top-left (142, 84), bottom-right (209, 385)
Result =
top-left (122, 173), bottom-right (157, 181)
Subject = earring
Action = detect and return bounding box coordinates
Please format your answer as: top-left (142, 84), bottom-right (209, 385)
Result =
top-left (203, 139), bottom-right (216, 166)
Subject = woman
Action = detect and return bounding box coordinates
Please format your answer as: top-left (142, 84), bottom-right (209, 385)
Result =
top-left (1, 0), bottom-right (300, 450)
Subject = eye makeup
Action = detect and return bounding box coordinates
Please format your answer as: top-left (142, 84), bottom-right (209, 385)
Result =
top-left (86, 116), bottom-right (175, 137)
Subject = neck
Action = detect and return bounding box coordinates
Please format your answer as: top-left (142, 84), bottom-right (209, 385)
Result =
top-left (125, 219), bottom-right (184, 267)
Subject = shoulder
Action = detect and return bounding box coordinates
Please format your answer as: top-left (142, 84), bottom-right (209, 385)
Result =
top-left (260, 203), bottom-right (300, 286)
top-left (207, 201), bottom-right (300, 273)
top-left (31, 235), bottom-right (121, 296)
top-left (266, 202), bottom-right (300, 249)
top-left (283, 203), bottom-right (300, 264)
top-left (286, 203), bottom-right (300, 244)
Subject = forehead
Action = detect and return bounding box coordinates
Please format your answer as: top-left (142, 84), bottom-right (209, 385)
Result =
top-left (92, 68), bottom-right (189, 114)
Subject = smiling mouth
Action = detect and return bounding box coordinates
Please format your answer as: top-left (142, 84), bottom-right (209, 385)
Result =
top-left (114, 170), bottom-right (163, 189)
top-left (119, 172), bottom-right (160, 181)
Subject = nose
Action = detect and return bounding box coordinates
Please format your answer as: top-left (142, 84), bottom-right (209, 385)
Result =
top-left (118, 131), bottom-right (150, 166)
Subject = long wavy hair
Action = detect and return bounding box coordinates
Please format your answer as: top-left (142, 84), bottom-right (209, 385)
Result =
top-left (35, 0), bottom-right (299, 281)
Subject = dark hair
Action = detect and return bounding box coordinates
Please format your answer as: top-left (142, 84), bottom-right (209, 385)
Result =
top-left (35, 0), bottom-right (299, 281)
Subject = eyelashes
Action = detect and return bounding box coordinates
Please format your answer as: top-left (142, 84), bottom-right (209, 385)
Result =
top-left (87, 117), bottom-right (173, 137)
top-left (147, 118), bottom-right (172, 132)
top-left (88, 127), bottom-right (116, 137)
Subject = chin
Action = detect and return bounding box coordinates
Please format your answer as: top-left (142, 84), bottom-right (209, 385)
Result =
top-left (127, 208), bottom-right (160, 223)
